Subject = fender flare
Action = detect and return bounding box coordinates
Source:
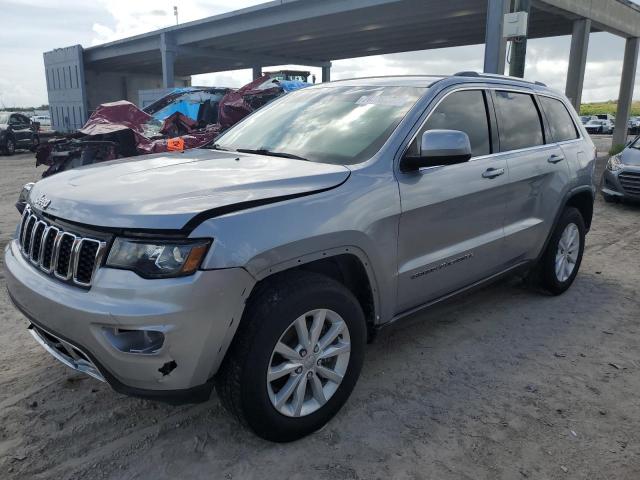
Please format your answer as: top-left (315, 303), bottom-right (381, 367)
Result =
top-left (251, 245), bottom-right (383, 325)
top-left (537, 185), bottom-right (594, 262)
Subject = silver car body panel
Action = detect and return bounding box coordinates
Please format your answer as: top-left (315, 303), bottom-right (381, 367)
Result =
top-left (5, 75), bottom-right (595, 395)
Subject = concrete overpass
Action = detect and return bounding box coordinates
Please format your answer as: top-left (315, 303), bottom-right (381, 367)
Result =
top-left (44, 0), bottom-right (640, 146)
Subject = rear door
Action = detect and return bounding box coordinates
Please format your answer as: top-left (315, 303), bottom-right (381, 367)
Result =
top-left (494, 90), bottom-right (570, 263)
top-left (396, 88), bottom-right (509, 313)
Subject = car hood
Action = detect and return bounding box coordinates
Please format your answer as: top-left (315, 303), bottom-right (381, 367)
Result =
top-left (28, 149), bottom-right (351, 231)
top-left (621, 146), bottom-right (640, 166)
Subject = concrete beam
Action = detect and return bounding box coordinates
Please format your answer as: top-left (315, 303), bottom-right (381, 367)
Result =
top-left (534, 0), bottom-right (640, 38)
top-left (565, 18), bottom-right (591, 111)
top-left (612, 37), bottom-right (639, 147)
top-left (174, 45), bottom-right (330, 69)
top-left (484, 0), bottom-right (509, 74)
top-left (160, 33), bottom-right (176, 88)
top-left (322, 65), bottom-right (331, 83)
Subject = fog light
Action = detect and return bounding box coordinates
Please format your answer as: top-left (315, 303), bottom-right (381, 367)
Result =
top-left (102, 327), bottom-right (164, 354)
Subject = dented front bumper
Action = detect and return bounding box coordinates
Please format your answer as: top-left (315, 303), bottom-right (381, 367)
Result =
top-left (4, 240), bottom-right (254, 402)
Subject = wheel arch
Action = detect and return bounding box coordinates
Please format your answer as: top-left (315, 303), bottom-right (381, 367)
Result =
top-left (565, 187), bottom-right (594, 231)
top-left (250, 247), bottom-right (381, 341)
top-left (537, 185), bottom-right (594, 262)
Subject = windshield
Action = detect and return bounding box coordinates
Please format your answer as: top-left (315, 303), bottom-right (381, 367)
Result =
top-left (214, 85), bottom-right (424, 165)
top-left (0, 113), bottom-right (9, 124)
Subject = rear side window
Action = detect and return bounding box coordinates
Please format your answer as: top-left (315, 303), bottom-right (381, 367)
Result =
top-left (494, 91), bottom-right (544, 152)
top-left (409, 90), bottom-right (491, 158)
top-left (538, 96), bottom-right (579, 142)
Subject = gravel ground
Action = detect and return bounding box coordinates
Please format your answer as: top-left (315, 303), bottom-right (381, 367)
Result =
top-left (0, 138), bottom-right (639, 480)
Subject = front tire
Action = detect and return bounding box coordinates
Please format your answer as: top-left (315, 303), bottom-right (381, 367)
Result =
top-left (3, 137), bottom-right (15, 156)
top-left (215, 271), bottom-right (366, 442)
top-left (538, 207), bottom-right (586, 295)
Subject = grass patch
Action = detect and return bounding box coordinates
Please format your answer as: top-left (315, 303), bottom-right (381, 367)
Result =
top-left (580, 100), bottom-right (640, 117)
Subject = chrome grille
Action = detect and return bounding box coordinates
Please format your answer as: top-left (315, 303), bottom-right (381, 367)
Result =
top-left (619, 171), bottom-right (640, 196)
top-left (18, 207), bottom-right (106, 288)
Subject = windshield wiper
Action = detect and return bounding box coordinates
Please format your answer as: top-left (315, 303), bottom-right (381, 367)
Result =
top-left (236, 148), bottom-right (308, 161)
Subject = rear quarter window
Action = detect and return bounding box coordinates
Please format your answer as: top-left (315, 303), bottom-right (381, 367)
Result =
top-left (538, 96), bottom-right (579, 143)
top-left (494, 91), bottom-right (544, 152)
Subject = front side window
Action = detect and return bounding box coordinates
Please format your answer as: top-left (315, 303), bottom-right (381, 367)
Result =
top-left (407, 90), bottom-right (491, 158)
top-left (539, 96), bottom-right (579, 143)
top-left (495, 91), bottom-right (544, 152)
top-left (215, 85), bottom-right (425, 165)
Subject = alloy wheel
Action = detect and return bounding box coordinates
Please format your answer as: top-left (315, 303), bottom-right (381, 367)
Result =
top-left (555, 223), bottom-right (580, 282)
top-left (267, 308), bottom-right (351, 418)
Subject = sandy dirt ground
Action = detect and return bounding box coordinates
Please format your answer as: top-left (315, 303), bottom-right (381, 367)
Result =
top-left (0, 138), bottom-right (639, 480)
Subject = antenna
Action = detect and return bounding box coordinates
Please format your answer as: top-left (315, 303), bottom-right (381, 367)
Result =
top-left (173, 6), bottom-right (179, 25)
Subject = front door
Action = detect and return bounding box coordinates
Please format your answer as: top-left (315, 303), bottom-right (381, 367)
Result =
top-left (395, 89), bottom-right (509, 313)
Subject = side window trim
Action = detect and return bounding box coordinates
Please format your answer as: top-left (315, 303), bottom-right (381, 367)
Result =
top-left (536, 94), bottom-right (582, 143)
top-left (401, 87), bottom-right (493, 161)
top-left (492, 89), bottom-right (547, 153)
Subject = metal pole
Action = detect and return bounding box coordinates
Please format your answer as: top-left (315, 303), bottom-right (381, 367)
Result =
top-left (484, 0), bottom-right (509, 74)
top-left (612, 37), bottom-right (639, 147)
top-left (252, 66), bottom-right (262, 79)
top-left (565, 19), bottom-right (591, 111)
top-left (508, 0), bottom-right (530, 78)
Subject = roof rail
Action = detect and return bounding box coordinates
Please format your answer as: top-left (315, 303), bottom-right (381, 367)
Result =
top-left (453, 71), bottom-right (547, 87)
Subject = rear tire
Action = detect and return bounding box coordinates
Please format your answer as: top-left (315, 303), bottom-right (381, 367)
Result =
top-left (537, 207), bottom-right (586, 295)
top-left (215, 271), bottom-right (366, 442)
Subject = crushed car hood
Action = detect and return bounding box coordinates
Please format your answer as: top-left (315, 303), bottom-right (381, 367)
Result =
top-left (28, 149), bottom-right (350, 231)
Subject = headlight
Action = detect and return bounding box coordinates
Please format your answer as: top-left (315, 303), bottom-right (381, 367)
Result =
top-left (606, 155), bottom-right (623, 172)
top-left (106, 238), bottom-right (211, 278)
top-left (16, 182), bottom-right (35, 214)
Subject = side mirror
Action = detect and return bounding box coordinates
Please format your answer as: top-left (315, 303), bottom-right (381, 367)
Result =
top-left (401, 129), bottom-right (472, 172)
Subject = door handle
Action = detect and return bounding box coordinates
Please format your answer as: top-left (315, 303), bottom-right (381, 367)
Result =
top-left (482, 167), bottom-right (505, 179)
top-left (548, 154), bottom-right (565, 164)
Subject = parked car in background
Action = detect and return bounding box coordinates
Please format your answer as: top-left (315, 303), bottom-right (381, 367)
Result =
top-left (601, 137), bottom-right (640, 202)
top-left (30, 115), bottom-right (52, 130)
top-left (585, 119), bottom-right (614, 135)
top-left (627, 116), bottom-right (640, 135)
top-left (0, 112), bottom-right (39, 155)
top-left (6, 74), bottom-right (595, 442)
top-left (596, 114), bottom-right (616, 122)
top-left (580, 115), bottom-right (598, 125)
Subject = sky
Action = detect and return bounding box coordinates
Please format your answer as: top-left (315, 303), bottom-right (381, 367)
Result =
top-left (0, 0), bottom-right (639, 108)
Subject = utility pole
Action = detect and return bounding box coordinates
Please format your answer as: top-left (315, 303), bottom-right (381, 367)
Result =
top-left (508, 0), bottom-right (531, 78)
top-left (174, 6), bottom-right (179, 25)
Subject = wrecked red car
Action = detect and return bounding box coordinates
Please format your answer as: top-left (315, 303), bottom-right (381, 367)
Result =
top-left (35, 74), bottom-right (310, 177)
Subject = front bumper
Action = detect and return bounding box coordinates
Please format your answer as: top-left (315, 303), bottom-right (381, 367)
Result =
top-left (5, 240), bottom-right (255, 401)
top-left (602, 166), bottom-right (640, 200)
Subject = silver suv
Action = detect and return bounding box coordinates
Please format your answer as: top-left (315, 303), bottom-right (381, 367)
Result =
top-left (5, 74), bottom-right (596, 441)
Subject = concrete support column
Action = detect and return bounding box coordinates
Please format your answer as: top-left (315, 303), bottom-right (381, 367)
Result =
top-left (322, 64), bottom-right (331, 83)
top-left (160, 33), bottom-right (176, 88)
top-left (484, 0), bottom-right (509, 74)
top-left (565, 19), bottom-right (591, 111)
top-left (252, 65), bottom-right (262, 79)
top-left (613, 37), bottom-right (639, 147)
